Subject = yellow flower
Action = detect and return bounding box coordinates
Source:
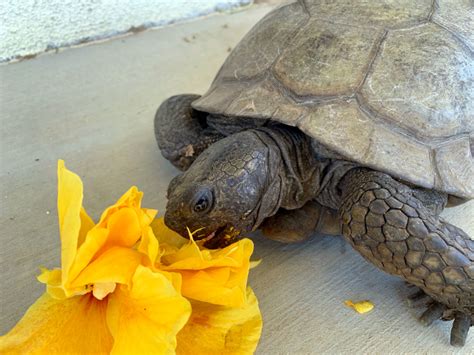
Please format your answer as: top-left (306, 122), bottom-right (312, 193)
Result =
top-left (0, 161), bottom-right (191, 354)
top-left (0, 160), bottom-right (263, 354)
top-left (47, 160), bottom-right (159, 299)
top-left (152, 218), bottom-right (254, 308)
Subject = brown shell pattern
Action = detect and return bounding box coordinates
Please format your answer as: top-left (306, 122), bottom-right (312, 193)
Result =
top-left (193, 0), bottom-right (474, 199)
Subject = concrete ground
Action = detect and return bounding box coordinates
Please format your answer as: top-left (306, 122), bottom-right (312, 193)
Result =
top-left (1, 2), bottom-right (473, 353)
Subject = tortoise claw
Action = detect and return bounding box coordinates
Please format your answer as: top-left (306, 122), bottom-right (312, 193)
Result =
top-left (451, 313), bottom-right (471, 347)
top-left (419, 302), bottom-right (446, 326)
top-left (408, 288), bottom-right (472, 346)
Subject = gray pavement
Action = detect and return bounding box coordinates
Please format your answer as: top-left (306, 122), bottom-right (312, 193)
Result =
top-left (1, 2), bottom-right (473, 353)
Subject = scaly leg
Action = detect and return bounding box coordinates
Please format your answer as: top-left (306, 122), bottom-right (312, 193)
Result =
top-left (260, 201), bottom-right (341, 243)
top-left (339, 168), bottom-right (473, 346)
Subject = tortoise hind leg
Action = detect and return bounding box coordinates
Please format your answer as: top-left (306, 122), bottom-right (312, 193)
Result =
top-left (338, 168), bottom-right (473, 346)
top-left (154, 94), bottom-right (224, 171)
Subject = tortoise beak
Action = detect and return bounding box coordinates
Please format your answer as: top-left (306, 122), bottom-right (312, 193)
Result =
top-left (203, 224), bottom-right (241, 249)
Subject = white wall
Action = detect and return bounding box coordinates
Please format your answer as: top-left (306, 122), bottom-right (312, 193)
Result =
top-left (0, 0), bottom-right (251, 62)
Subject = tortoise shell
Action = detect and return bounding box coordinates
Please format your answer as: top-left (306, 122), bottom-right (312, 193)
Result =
top-left (192, 0), bottom-right (474, 199)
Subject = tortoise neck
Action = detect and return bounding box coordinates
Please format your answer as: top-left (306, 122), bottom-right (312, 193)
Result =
top-left (250, 126), bottom-right (326, 227)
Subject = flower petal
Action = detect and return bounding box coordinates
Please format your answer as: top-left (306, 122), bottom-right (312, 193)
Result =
top-left (37, 268), bottom-right (68, 299)
top-left (103, 207), bottom-right (141, 248)
top-left (106, 266), bottom-right (191, 355)
top-left (97, 187), bottom-right (142, 226)
top-left (67, 227), bottom-right (109, 289)
top-left (178, 269), bottom-right (247, 307)
top-left (71, 247), bottom-right (142, 290)
top-left (78, 207), bottom-right (95, 247)
top-left (93, 282), bottom-right (117, 301)
top-left (90, 188), bottom-right (156, 258)
top-left (344, 300), bottom-right (374, 314)
top-left (163, 238), bottom-right (254, 307)
top-left (163, 239), bottom-right (252, 270)
top-left (57, 160), bottom-right (84, 286)
top-left (137, 226), bottom-right (160, 268)
top-left (176, 287), bottom-right (262, 355)
top-left (67, 196), bottom-right (155, 289)
top-left (151, 217), bottom-right (188, 252)
top-left (142, 208), bottom-right (158, 226)
top-left (0, 293), bottom-right (113, 354)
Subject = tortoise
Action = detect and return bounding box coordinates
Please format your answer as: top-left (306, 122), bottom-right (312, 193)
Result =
top-left (154, 0), bottom-right (474, 347)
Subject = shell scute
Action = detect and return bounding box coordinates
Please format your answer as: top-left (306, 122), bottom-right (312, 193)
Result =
top-left (215, 2), bottom-right (308, 81)
top-left (273, 19), bottom-right (384, 96)
top-left (360, 23), bottom-right (473, 139)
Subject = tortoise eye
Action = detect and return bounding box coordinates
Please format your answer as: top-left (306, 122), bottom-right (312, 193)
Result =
top-left (192, 188), bottom-right (213, 214)
top-left (193, 197), bottom-right (209, 212)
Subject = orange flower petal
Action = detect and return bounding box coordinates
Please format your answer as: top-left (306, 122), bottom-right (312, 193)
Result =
top-left (71, 247), bottom-right (142, 290)
top-left (97, 187), bottom-right (142, 226)
top-left (104, 207), bottom-right (141, 248)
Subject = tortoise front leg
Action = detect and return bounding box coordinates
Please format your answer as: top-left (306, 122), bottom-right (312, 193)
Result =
top-left (154, 94), bottom-right (224, 171)
top-left (260, 201), bottom-right (341, 243)
top-left (338, 168), bottom-right (473, 346)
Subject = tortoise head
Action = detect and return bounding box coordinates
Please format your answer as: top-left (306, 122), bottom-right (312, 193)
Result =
top-left (164, 130), bottom-right (281, 247)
